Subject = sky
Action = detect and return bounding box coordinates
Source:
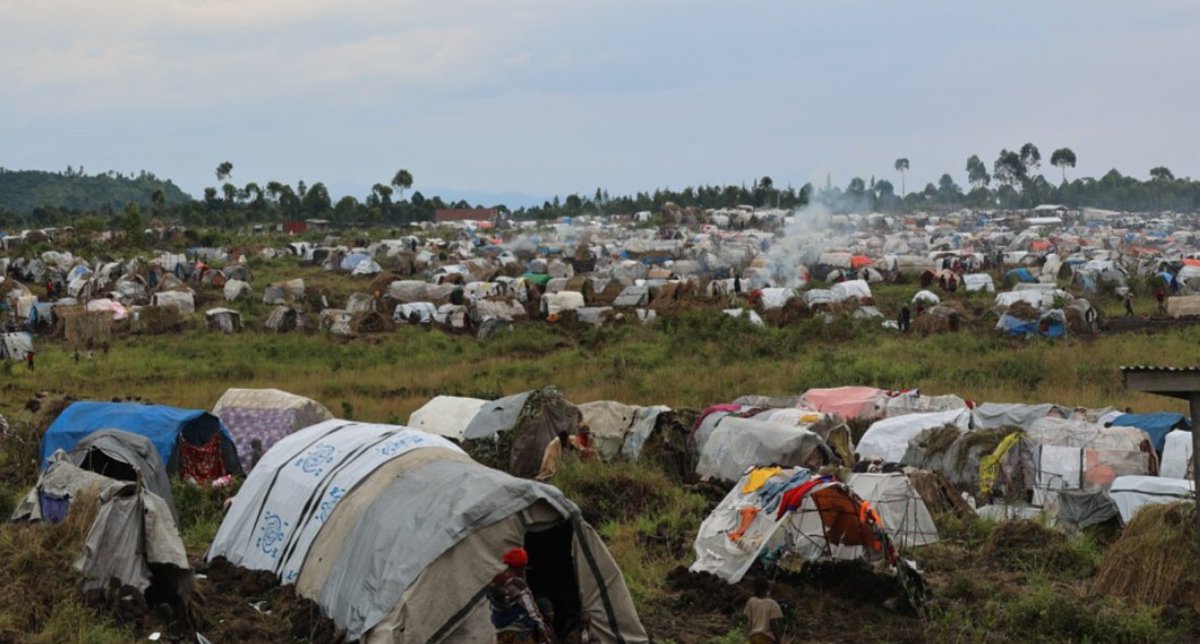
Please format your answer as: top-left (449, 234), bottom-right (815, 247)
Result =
top-left (1, 0), bottom-right (1198, 207)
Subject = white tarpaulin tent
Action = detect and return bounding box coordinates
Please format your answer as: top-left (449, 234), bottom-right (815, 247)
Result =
top-left (847, 473), bottom-right (939, 547)
top-left (857, 408), bottom-right (972, 463)
top-left (1109, 475), bottom-right (1194, 524)
top-left (696, 417), bottom-right (827, 483)
top-left (406, 396), bottom-right (488, 442)
top-left (1161, 430), bottom-right (1193, 479)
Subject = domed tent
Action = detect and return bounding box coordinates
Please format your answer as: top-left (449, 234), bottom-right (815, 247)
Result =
top-left (42, 401), bottom-right (242, 481)
top-left (67, 428), bottom-right (177, 519)
top-left (207, 420), bottom-right (647, 643)
top-left (212, 388), bottom-right (334, 473)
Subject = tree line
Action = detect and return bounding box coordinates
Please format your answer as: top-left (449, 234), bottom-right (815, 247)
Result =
top-left (2, 146), bottom-right (1199, 231)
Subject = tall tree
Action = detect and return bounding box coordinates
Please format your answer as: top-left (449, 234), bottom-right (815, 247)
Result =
top-left (966, 154), bottom-right (990, 189)
top-left (215, 161), bottom-right (233, 182)
top-left (993, 149), bottom-right (1025, 187)
top-left (894, 158), bottom-right (910, 197)
top-left (1150, 166), bottom-right (1175, 182)
top-left (1019, 143), bottom-right (1041, 176)
top-left (391, 169), bottom-right (413, 201)
top-left (1050, 148), bottom-right (1077, 183)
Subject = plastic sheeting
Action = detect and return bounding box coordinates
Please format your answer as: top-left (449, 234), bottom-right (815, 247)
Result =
top-left (1109, 475), bottom-right (1195, 524)
top-left (1161, 430), bottom-right (1193, 479)
top-left (847, 473), bottom-right (939, 547)
top-left (208, 421), bottom-right (464, 582)
top-left (971, 403), bottom-right (1069, 430)
top-left (857, 408), bottom-right (972, 463)
top-left (578, 401), bottom-right (641, 461)
top-left (800, 386), bottom-right (887, 421)
top-left (695, 417), bottom-right (826, 482)
top-left (407, 396), bottom-right (487, 441)
top-left (213, 388), bottom-right (334, 473)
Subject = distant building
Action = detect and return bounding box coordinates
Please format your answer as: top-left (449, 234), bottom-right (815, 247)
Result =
top-left (304, 218), bottom-right (331, 232)
top-left (434, 208), bottom-right (499, 223)
top-left (283, 221), bottom-right (308, 235)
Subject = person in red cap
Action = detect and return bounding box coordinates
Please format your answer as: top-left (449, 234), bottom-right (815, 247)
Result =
top-left (489, 547), bottom-right (552, 643)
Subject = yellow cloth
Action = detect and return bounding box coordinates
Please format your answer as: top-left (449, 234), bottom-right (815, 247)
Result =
top-left (979, 432), bottom-right (1023, 497)
top-left (537, 439), bottom-right (564, 481)
top-left (742, 467), bottom-right (783, 494)
top-left (744, 597), bottom-right (782, 641)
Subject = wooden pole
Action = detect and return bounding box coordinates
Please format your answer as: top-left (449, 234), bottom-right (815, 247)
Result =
top-left (1190, 393), bottom-right (1200, 550)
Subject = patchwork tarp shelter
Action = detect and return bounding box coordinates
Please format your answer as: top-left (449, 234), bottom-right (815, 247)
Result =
top-left (578, 400), bottom-right (646, 461)
top-left (1107, 412), bottom-right (1189, 456)
top-left (67, 428), bottom-right (177, 519)
top-left (208, 420), bottom-right (648, 643)
top-left (462, 388), bottom-right (582, 478)
top-left (212, 388), bottom-right (334, 473)
top-left (42, 401), bottom-right (243, 481)
top-left (205, 307), bottom-right (243, 333)
top-left (12, 452), bottom-right (191, 596)
top-left (691, 466), bottom-right (893, 583)
top-left (406, 395), bottom-right (488, 441)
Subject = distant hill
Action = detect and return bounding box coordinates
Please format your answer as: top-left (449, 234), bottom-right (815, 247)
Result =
top-left (0, 168), bottom-right (192, 216)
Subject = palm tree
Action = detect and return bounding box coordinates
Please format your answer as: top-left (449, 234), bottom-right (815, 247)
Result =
top-left (1050, 148), bottom-right (1077, 184)
top-left (894, 158), bottom-right (910, 198)
top-left (215, 161), bottom-right (233, 182)
top-left (391, 169), bottom-right (413, 201)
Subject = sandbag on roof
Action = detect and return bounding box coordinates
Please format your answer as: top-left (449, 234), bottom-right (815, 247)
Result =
top-left (407, 395), bottom-right (488, 441)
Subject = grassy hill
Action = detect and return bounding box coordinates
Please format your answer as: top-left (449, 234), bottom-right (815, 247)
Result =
top-left (0, 168), bottom-right (191, 217)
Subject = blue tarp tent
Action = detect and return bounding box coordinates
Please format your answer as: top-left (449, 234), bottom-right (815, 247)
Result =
top-left (997, 311), bottom-right (1065, 338)
top-left (1109, 413), bottom-right (1189, 455)
top-left (42, 401), bottom-right (243, 477)
top-left (340, 253), bottom-right (371, 271)
top-left (1006, 268), bottom-right (1036, 283)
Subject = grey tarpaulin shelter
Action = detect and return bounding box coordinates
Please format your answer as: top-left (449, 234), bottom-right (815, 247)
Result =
top-left (207, 420), bottom-right (647, 643)
top-left (696, 416), bottom-right (831, 483)
top-left (12, 452), bottom-right (191, 596)
top-left (68, 428), bottom-right (177, 519)
top-left (463, 387), bottom-right (582, 478)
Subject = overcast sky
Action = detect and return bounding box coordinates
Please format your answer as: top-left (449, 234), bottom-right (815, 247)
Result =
top-left (1, 0), bottom-right (1197, 206)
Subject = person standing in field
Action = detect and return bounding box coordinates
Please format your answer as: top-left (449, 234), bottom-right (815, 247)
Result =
top-left (745, 576), bottom-right (783, 644)
top-left (1123, 292), bottom-right (1134, 318)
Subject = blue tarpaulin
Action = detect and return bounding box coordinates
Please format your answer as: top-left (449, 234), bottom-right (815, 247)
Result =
top-left (1006, 268), bottom-right (1036, 283)
top-left (1109, 413), bottom-right (1190, 455)
top-left (42, 401), bottom-right (241, 475)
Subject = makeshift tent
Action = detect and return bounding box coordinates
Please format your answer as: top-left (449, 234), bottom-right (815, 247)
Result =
top-left (1161, 430), bottom-right (1193, 479)
top-left (42, 401), bottom-right (242, 481)
top-left (407, 395), bottom-right (488, 441)
top-left (971, 403), bottom-right (1069, 430)
top-left (264, 305), bottom-right (306, 332)
top-left (263, 278), bottom-right (305, 305)
top-left (1107, 413), bottom-right (1189, 456)
top-left (12, 452), bottom-right (191, 598)
top-left (1026, 418), bottom-right (1154, 506)
top-left (691, 466), bottom-right (894, 583)
top-left (695, 417), bottom-right (831, 482)
top-left (462, 388), bottom-right (582, 478)
top-left (1109, 475), bottom-right (1195, 524)
top-left (207, 420), bottom-right (647, 643)
top-left (847, 473), bottom-right (939, 547)
top-left (66, 428), bottom-right (177, 519)
top-left (0, 331), bottom-right (33, 360)
top-left (800, 387), bottom-right (888, 421)
top-left (204, 307), bottom-right (243, 333)
top-left (213, 388), bottom-right (334, 473)
top-left (223, 279), bottom-right (252, 302)
top-left (857, 408), bottom-right (973, 463)
top-left (150, 291), bottom-right (195, 316)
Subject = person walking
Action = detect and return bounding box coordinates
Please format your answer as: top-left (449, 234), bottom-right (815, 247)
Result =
top-left (1154, 286), bottom-right (1168, 316)
top-left (1123, 292), bottom-right (1134, 319)
top-left (898, 304), bottom-right (912, 332)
